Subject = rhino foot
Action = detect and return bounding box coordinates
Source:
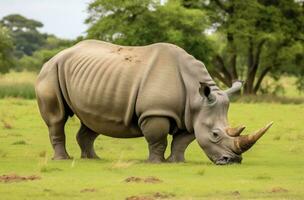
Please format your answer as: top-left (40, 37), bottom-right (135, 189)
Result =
top-left (52, 154), bottom-right (72, 160)
top-left (77, 123), bottom-right (100, 159)
top-left (166, 155), bottom-right (185, 163)
top-left (146, 156), bottom-right (166, 163)
top-left (81, 152), bottom-right (100, 159)
top-left (52, 143), bottom-right (72, 160)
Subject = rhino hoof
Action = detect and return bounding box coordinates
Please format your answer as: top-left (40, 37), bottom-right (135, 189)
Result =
top-left (80, 155), bottom-right (100, 159)
top-left (52, 155), bottom-right (72, 160)
top-left (146, 157), bottom-right (166, 163)
top-left (166, 155), bottom-right (185, 163)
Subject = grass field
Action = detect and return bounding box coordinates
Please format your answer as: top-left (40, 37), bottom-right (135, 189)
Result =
top-left (0, 71), bottom-right (36, 99)
top-left (0, 98), bottom-right (303, 200)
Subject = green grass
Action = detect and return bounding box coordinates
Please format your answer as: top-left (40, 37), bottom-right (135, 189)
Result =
top-left (231, 94), bottom-right (304, 104)
top-left (0, 71), bottom-right (36, 99)
top-left (0, 99), bottom-right (303, 199)
top-left (0, 83), bottom-right (35, 99)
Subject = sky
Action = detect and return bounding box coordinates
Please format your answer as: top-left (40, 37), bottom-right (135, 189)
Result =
top-left (0, 0), bottom-right (91, 39)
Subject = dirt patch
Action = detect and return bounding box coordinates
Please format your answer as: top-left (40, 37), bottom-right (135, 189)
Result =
top-left (1, 119), bottom-right (13, 129)
top-left (231, 191), bottom-right (240, 196)
top-left (144, 177), bottom-right (162, 184)
top-left (269, 187), bottom-right (288, 193)
top-left (126, 196), bottom-right (154, 200)
top-left (80, 188), bottom-right (97, 193)
top-left (125, 192), bottom-right (174, 200)
top-left (0, 174), bottom-right (41, 183)
top-left (153, 192), bottom-right (175, 199)
top-left (125, 176), bottom-right (162, 184)
top-left (125, 176), bottom-right (142, 183)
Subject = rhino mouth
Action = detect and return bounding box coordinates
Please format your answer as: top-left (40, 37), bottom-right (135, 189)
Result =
top-left (215, 155), bottom-right (242, 165)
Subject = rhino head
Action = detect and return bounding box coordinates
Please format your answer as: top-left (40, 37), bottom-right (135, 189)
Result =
top-left (193, 81), bottom-right (273, 165)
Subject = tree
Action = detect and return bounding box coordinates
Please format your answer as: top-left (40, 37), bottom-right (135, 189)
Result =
top-left (18, 35), bottom-right (73, 71)
top-left (183, 0), bottom-right (304, 94)
top-left (86, 0), bottom-right (213, 63)
top-left (0, 25), bottom-right (15, 73)
top-left (0, 14), bottom-right (47, 57)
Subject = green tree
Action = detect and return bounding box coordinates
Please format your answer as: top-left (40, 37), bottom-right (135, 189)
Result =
top-left (0, 25), bottom-right (15, 73)
top-left (86, 0), bottom-right (213, 63)
top-left (183, 0), bottom-right (304, 94)
top-left (18, 48), bottom-right (62, 71)
top-left (0, 14), bottom-right (47, 57)
top-left (18, 35), bottom-right (73, 71)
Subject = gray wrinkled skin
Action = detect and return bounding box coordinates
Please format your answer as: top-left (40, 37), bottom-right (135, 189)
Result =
top-left (35, 40), bottom-right (241, 164)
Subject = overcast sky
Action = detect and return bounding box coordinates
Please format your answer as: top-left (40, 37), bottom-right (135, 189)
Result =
top-left (0, 0), bottom-right (91, 39)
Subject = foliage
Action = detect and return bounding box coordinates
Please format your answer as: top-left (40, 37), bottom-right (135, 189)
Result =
top-left (86, 0), bottom-right (213, 63)
top-left (0, 25), bottom-right (15, 73)
top-left (0, 14), bottom-right (74, 73)
top-left (43, 35), bottom-right (73, 50)
top-left (182, 0), bottom-right (304, 94)
top-left (17, 48), bottom-right (60, 72)
top-left (18, 35), bottom-right (72, 71)
top-left (0, 14), bottom-right (47, 58)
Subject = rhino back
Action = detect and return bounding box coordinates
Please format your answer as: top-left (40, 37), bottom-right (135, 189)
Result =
top-left (51, 40), bottom-right (188, 137)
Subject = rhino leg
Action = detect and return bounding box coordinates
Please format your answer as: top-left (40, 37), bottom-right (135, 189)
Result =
top-left (76, 123), bottom-right (100, 159)
top-left (167, 132), bottom-right (195, 163)
top-left (140, 117), bottom-right (169, 163)
top-left (47, 121), bottom-right (71, 160)
top-left (36, 74), bottom-right (71, 160)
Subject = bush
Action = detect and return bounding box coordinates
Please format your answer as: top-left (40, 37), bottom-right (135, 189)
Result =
top-left (18, 48), bottom-right (63, 71)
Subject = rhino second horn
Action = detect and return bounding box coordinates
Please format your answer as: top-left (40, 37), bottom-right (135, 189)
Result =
top-left (226, 125), bottom-right (246, 137)
top-left (225, 81), bottom-right (243, 96)
top-left (234, 122), bottom-right (273, 154)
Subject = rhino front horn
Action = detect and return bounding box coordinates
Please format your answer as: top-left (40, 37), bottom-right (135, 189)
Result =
top-left (234, 122), bottom-right (273, 154)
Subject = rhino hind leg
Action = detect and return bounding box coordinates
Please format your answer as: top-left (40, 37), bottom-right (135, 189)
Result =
top-left (35, 73), bottom-right (71, 160)
top-left (167, 132), bottom-right (195, 163)
top-left (140, 117), bottom-right (169, 163)
top-left (76, 123), bottom-right (100, 159)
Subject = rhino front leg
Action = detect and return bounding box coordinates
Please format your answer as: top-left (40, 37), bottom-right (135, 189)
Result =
top-left (140, 117), bottom-right (170, 163)
top-left (76, 123), bottom-right (100, 159)
top-left (47, 121), bottom-right (71, 160)
top-left (167, 132), bottom-right (195, 163)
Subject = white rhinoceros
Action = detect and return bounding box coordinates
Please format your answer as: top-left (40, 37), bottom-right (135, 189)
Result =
top-left (35, 40), bottom-right (272, 164)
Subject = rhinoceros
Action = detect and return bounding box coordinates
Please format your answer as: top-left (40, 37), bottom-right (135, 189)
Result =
top-left (35, 40), bottom-right (273, 165)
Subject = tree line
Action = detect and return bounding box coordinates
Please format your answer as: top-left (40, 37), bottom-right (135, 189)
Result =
top-left (0, 0), bottom-right (303, 94)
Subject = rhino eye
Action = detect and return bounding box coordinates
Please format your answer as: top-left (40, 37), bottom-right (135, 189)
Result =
top-left (210, 129), bottom-right (222, 143)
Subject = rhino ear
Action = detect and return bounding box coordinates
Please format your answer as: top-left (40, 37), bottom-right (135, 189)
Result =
top-left (199, 82), bottom-right (211, 98)
top-left (199, 82), bottom-right (216, 103)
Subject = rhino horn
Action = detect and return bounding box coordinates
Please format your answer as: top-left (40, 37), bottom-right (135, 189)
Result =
top-left (225, 81), bottom-right (243, 96)
top-left (234, 122), bottom-right (273, 154)
top-left (226, 125), bottom-right (246, 137)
